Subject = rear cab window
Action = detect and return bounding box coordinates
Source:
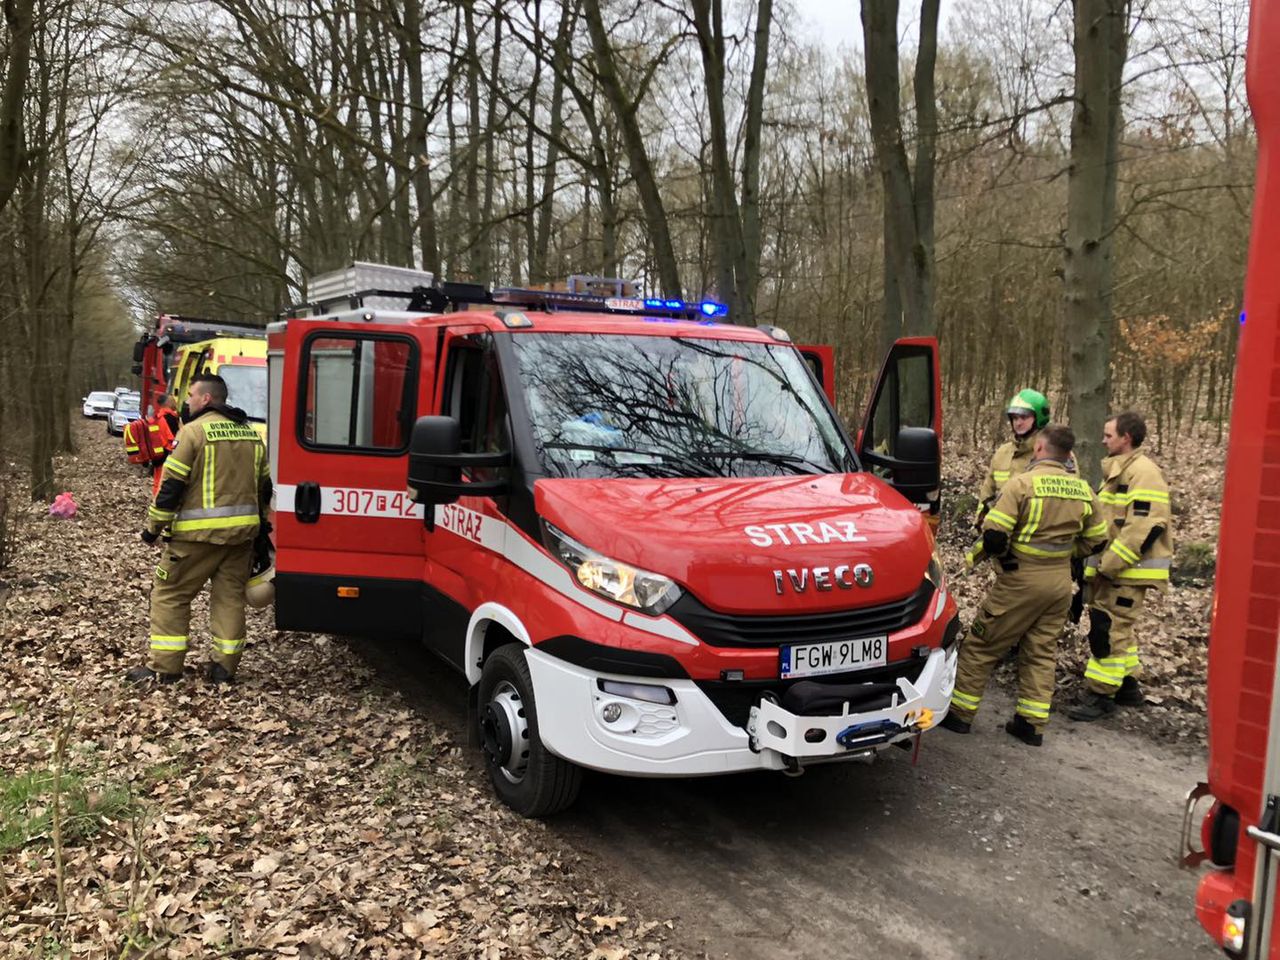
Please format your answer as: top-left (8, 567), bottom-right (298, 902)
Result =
top-left (298, 332), bottom-right (418, 453)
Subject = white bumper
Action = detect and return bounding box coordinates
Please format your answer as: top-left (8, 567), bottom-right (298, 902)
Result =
top-left (525, 646), bottom-right (958, 777)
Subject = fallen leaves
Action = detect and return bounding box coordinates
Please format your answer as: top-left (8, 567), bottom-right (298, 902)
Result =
top-left (0, 421), bottom-right (680, 958)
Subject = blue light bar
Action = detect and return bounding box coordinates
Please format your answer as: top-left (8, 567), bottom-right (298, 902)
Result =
top-left (663, 299), bottom-right (684, 310)
top-left (699, 300), bottom-right (728, 317)
top-left (644, 298), bottom-right (664, 308)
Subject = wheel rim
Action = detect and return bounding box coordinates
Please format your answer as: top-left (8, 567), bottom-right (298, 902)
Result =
top-left (480, 680), bottom-right (529, 784)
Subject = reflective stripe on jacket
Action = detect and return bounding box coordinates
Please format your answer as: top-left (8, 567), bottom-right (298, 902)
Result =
top-left (977, 434), bottom-right (1037, 512)
top-left (966, 459), bottom-right (1108, 568)
top-left (145, 409), bottom-right (269, 545)
top-left (1084, 450), bottom-right (1173, 588)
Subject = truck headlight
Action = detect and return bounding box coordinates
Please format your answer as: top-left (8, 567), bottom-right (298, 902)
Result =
top-left (926, 553), bottom-right (946, 591)
top-left (926, 553), bottom-right (947, 620)
top-left (542, 522), bottom-right (682, 615)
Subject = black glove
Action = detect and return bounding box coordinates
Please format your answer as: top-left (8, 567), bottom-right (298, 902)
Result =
top-left (1069, 587), bottom-right (1085, 625)
top-left (1089, 631), bottom-right (1110, 659)
top-left (140, 528), bottom-right (159, 545)
top-left (1070, 557), bottom-right (1084, 585)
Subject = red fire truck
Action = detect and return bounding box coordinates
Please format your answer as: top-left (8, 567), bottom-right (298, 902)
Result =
top-left (1182, 0), bottom-right (1280, 953)
top-left (132, 314), bottom-right (265, 419)
top-left (268, 265), bottom-right (959, 816)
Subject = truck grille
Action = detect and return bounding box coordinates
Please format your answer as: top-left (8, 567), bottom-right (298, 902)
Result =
top-left (667, 580), bottom-right (935, 648)
top-left (695, 656), bottom-right (928, 729)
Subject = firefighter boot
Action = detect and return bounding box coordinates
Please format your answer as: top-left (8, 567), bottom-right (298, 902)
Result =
top-left (1068, 692), bottom-right (1117, 722)
top-left (1115, 675), bottom-right (1145, 707)
top-left (1005, 715), bottom-right (1043, 747)
top-left (206, 662), bottom-right (234, 685)
top-left (940, 712), bottom-right (971, 734)
top-left (125, 665), bottom-right (181, 684)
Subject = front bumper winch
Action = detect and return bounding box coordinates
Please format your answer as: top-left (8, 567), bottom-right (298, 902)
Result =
top-left (747, 673), bottom-right (940, 761)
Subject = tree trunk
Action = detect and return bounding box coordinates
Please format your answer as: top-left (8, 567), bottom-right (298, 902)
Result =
top-left (860, 0), bottom-right (939, 343)
top-left (581, 0), bottom-right (682, 298)
top-left (477, 9), bottom-right (502, 286)
top-left (1064, 0), bottom-right (1129, 482)
top-left (532, 1), bottom-right (574, 284)
top-left (0, 0), bottom-right (35, 216)
top-left (739, 0), bottom-right (773, 322)
top-left (463, 0), bottom-right (483, 280)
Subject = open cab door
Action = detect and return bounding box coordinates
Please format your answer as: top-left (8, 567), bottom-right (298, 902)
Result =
top-left (270, 317), bottom-right (433, 641)
top-left (856, 337), bottom-right (942, 523)
top-left (796, 343), bottom-right (836, 405)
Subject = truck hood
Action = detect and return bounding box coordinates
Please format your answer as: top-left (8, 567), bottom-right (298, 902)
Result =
top-left (534, 474), bottom-right (934, 615)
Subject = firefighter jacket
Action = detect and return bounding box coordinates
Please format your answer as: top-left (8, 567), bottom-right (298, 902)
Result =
top-left (145, 406), bottom-right (271, 545)
top-left (966, 459), bottom-right (1108, 568)
top-left (124, 413), bottom-right (176, 466)
top-left (977, 433), bottom-right (1037, 517)
top-left (1084, 449), bottom-right (1173, 589)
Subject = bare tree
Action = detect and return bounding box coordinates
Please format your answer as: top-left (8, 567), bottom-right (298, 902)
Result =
top-left (861, 0), bottom-right (940, 347)
top-left (581, 0), bottom-right (684, 298)
top-left (688, 0), bottom-right (773, 322)
top-left (0, 0), bottom-right (34, 215)
top-left (1063, 0), bottom-right (1130, 480)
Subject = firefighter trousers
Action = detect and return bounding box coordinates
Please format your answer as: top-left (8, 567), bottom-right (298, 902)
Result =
top-left (148, 539), bottom-right (253, 676)
top-left (1083, 579), bottom-right (1147, 696)
top-left (950, 561), bottom-right (1072, 732)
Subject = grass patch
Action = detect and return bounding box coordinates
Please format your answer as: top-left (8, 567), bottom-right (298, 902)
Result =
top-left (142, 760), bottom-right (184, 784)
top-left (944, 491), bottom-right (979, 525)
top-left (1175, 541), bottom-right (1217, 583)
top-left (374, 757), bottom-right (436, 807)
top-left (0, 767), bottom-right (139, 854)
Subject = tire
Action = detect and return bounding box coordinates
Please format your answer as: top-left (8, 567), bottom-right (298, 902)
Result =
top-left (477, 643), bottom-right (581, 818)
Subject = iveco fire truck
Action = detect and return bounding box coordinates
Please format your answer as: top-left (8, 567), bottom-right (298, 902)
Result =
top-left (269, 262), bottom-right (960, 817)
top-left (1182, 0), bottom-right (1280, 954)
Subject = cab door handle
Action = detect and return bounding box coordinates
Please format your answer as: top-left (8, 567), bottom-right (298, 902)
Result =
top-left (295, 482), bottom-right (321, 523)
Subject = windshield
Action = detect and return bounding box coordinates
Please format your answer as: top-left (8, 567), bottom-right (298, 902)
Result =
top-left (116, 398), bottom-right (140, 414)
top-left (219, 365), bottom-right (268, 421)
top-left (88, 392), bottom-right (114, 403)
top-left (510, 332), bottom-right (853, 479)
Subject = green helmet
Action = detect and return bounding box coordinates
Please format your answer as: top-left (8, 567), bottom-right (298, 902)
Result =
top-left (1006, 388), bottom-right (1050, 430)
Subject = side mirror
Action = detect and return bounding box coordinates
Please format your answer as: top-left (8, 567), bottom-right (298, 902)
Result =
top-left (407, 415), bottom-right (509, 506)
top-left (887, 426), bottom-right (940, 496)
top-left (132, 340), bottom-right (147, 363)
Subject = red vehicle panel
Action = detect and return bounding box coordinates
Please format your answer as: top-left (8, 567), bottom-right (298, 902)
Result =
top-left (1189, 0), bottom-right (1280, 952)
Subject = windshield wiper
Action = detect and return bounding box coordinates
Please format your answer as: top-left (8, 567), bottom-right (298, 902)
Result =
top-left (693, 450), bottom-right (833, 475)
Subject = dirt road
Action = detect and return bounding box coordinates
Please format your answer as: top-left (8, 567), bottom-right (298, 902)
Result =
top-left (357, 637), bottom-right (1216, 960)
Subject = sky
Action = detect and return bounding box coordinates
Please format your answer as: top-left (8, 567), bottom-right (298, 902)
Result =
top-left (795, 0), bottom-right (860, 51)
top-left (792, 0), bottom-right (958, 54)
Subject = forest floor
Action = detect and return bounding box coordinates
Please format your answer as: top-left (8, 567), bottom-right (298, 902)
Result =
top-left (0, 419), bottom-right (1222, 958)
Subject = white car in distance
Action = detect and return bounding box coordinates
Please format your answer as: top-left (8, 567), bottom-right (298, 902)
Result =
top-left (82, 391), bottom-right (116, 419)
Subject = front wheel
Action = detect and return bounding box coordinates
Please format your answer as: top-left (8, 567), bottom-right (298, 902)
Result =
top-left (477, 643), bottom-right (581, 818)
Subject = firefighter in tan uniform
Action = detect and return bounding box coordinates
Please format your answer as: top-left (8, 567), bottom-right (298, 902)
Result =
top-left (126, 374), bottom-right (271, 684)
top-left (975, 389), bottom-right (1051, 527)
top-left (943, 425), bottom-right (1108, 745)
top-left (1069, 412), bottom-right (1173, 721)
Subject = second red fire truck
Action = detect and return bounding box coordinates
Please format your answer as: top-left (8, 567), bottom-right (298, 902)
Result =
top-left (1183, 0), bottom-right (1280, 954)
top-left (267, 264), bottom-right (960, 816)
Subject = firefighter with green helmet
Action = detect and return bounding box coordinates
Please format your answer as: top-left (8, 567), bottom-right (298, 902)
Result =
top-left (975, 389), bottom-right (1051, 528)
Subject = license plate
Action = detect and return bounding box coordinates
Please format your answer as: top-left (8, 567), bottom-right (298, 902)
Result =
top-left (780, 636), bottom-right (887, 679)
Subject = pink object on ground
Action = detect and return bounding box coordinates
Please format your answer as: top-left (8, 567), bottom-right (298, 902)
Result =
top-left (48, 492), bottom-right (77, 519)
